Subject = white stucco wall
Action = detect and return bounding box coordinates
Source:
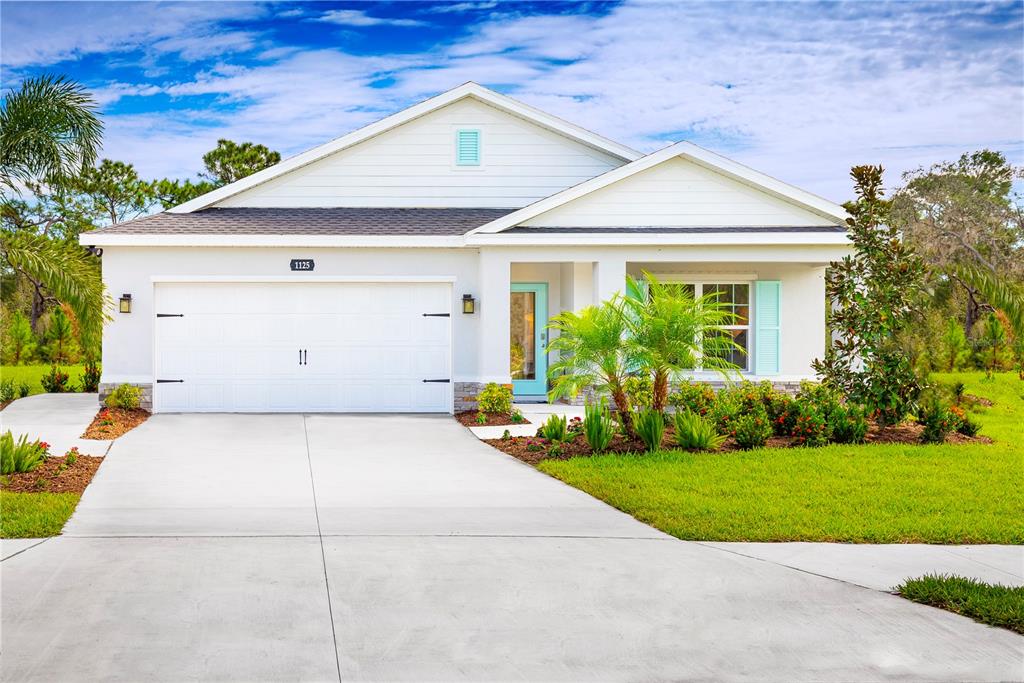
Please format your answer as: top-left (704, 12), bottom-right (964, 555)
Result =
top-left (214, 98), bottom-right (624, 209)
top-left (99, 243), bottom-right (840, 390)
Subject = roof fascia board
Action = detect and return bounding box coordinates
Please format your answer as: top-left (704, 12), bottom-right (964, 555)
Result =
top-left (79, 234), bottom-right (467, 248)
top-left (169, 83), bottom-right (640, 214)
top-left (469, 141), bottom-right (850, 235)
top-left (465, 231), bottom-right (851, 247)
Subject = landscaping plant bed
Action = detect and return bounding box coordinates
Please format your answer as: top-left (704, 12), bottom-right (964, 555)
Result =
top-left (1, 453), bottom-right (104, 494)
top-left (82, 407), bottom-right (150, 439)
top-left (455, 410), bottom-right (530, 427)
top-left (486, 419), bottom-right (991, 466)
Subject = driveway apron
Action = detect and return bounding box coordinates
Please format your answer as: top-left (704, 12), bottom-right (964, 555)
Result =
top-left (2, 413), bottom-right (1022, 681)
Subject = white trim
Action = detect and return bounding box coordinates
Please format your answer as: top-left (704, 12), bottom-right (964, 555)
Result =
top-left (468, 141), bottom-right (850, 235)
top-left (80, 234), bottom-right (467, 248)
top-left (465, 231), bottom-right (850, 246)
top-left (168, 83), bottom-right (640, 213)
top-left (99, 374), bottom-right (153, 384)
top-left (150, 275), bottom-right (458, 284)
top-left (651, 272), bottom-right (757, 282)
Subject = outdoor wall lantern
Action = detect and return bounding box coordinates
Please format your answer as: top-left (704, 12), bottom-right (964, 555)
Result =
top-left (462, 294), bottom-right (476, 314)
top-left (119, 293), bottom-right (132, 314)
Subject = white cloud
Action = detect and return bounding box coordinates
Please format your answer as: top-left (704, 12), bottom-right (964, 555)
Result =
top-left (0, 1), bottom-right (267, 66)
top-left (422, 2), bottom-right (498, 14)
top-left (314, 9), bottom-right (426, 28)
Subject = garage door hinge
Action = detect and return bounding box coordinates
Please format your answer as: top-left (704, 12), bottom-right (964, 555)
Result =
top-left (156, 313), bottom-right (184, 318)
top-left (156, 379), bottom-right (184, 383)
top-left (422, 313), bottom-right (450, 317)
top-left (422, 379), bottom-right (451, 383)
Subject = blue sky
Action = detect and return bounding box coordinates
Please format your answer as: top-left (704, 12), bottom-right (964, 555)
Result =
top-left (2, 0), bottom-right (1022, 201)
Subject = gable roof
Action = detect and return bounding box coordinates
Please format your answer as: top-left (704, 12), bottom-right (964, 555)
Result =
top-left (169, 82), bottom-right (642, 214)
top-left (467, 141), bottom-right (850, 234)
top-left (86, 207), bottom-right (515, 236)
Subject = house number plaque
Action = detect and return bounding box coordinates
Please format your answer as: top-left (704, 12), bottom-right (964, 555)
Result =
top-left (290, 259), bottom-right (315, 271)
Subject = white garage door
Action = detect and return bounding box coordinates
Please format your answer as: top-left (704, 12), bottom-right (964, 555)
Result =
top-left (153, 281), bottom-right (452, 413)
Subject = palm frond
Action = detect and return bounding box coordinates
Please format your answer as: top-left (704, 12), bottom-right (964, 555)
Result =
top-left (954, 264), bottom-right (1024, 338)
top-left (1, 74), bottom-right (103, 190)
top-left (1, 231), bottom-right (111, 344)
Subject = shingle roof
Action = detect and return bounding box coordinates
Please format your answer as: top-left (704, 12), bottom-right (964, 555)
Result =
top-left (86, 207), bottom-right (517, 236)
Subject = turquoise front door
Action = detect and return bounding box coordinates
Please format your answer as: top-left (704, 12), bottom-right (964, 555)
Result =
top-left (510, 283), bottom-right (548, 397)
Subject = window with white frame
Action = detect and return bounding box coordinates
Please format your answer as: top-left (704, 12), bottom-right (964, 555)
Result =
top-left (655, 279), bottom-right (751, 371)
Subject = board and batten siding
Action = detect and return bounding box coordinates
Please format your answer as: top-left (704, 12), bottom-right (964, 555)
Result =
top-left (521, 157), bottom-right (839, 228)
top-left (214, 98), bottom-right (625, 209)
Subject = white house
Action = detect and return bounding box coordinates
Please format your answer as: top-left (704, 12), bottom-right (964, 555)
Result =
top-left (80, 82), bottom-right (850, 414)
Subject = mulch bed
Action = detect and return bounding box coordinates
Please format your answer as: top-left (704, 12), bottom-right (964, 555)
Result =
top-left (82, 407), bottom-right (150, 440)
top-left (1, 454), bottom-right (104, 494)
top-left (454, 410), bottom-right (531, 427)
top-left (486, 421), bottom-right (992, 466)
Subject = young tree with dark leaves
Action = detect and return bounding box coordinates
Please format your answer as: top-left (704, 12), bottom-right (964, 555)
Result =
top-left (813, 165), bottom-right (926, 425)
top-left (153, 139), bottom-right (280, 208)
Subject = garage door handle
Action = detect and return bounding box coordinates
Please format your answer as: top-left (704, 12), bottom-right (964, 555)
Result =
top-left (157, 379), bottom-right (184, 383)
top-left (422, 379), bottom-right (450, 383)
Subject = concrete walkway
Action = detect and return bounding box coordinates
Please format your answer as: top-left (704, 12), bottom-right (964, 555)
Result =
top-left (2, 409), bottom-right (1022, 681)
top-left (706, 542), bottom-right (1024, 592)
top-left (0, 393), bottom-right (111, 457)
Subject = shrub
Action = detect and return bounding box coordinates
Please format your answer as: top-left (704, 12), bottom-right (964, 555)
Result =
top-left (104, 383), bottom-right (142, 410)
top-left (709, 394), bottom-right (742, 436)
top-left (0, 379), bottom-right (15, 403)
top-left (510, 409), bottom-right (526, 424)
top-left (525, 439), bottom-right (545, 452)
top-left (828, 404), bottom-right (869, 444)
top-left (668, 381), bottom-right (717, 416)
top-left (624, 375), bottom-right (654, 411)
top-left (64, 447), bottom-right (79, 466)
top-left (673, 410), bottom-right (725, 451)
top-left (41, 365), bottom-right (70, 393)
top-left (80, 359), bottom-right (101, 392)
top-left (796, 381), bottom-right (843, 415)
top-left (957, 415), bottom-right (981, 437)
top-left (634, 409), bottom-right (665, 452)
top-left (0, 431), bottom-right (48, 475)
top-left (919, 399), bottom-right (955, 444)
top-left (17, 382), bottom-right (29, 398)
top-left (547, 441), bottom-right (564, 458)
top-left (567, 416), bottom-right (583, 435)
top-left (733, 411), bottom-right (772, 450)
top-left (583, 400), bottom-right (616, 452)
top-left (539, 414), bottom-right (568, 442)
top-left (477, 383), bottom-right (513, 415)
top-left (766, 393), bottom-right (798, 436)
top-left (792, 404), bottom-right (830, 447)
top-left (475, 412), bottom-right (487, 425)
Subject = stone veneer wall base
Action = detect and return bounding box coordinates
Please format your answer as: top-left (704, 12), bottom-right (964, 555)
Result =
top-left (98, 382), bottom-right (153, 412)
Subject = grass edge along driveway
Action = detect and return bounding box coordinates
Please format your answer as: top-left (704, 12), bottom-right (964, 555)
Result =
top-left (0, 492), bottom-right (81, 538)
top-left (897, 574), bottom-right (1024, 634)
top-left (538, 373), bottom-right (1023, 544)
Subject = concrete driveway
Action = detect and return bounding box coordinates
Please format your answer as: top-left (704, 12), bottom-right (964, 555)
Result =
top-left (3, 413), bottom-right (1022, 681)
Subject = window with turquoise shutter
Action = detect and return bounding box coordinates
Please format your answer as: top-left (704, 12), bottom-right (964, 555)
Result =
top-left (455, 129), bottom-right (481, 165)
top-left (754, 280), bottom-right (781, 375)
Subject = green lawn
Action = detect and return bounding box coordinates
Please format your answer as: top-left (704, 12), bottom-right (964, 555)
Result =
top-left (538, 373), bottom-right (1024, 544)
top-left (897, 574), bottom-right (1024, 634)
top-left (0, 491), bottom-right (82, 538)
top-left (0, 364), bottom-right (87, 396)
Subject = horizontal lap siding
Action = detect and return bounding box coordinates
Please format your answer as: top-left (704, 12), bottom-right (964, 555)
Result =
top-left (522, 158), bottom-right (833, 227)
top-left (216, 99), bottom-right (623, 209)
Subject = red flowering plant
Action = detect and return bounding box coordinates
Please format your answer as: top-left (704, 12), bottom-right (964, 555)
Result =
top-left (567, 416), bottom-right (583, 435)
top-left (791, 404), bottom-right (830, 447)
top-left (525, 438), bottom-right (546, 452)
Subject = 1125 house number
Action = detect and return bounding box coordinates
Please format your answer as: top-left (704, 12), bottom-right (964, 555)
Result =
top-left (289, 259), bottom-right (315, 271)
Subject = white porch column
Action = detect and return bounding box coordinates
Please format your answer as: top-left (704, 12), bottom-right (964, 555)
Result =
top-left (569, 261), bottom-right (594, 312)
top-left (478, 249), bottom-right (511, 384)
top-left (593, 257), bottom-right (627, 305)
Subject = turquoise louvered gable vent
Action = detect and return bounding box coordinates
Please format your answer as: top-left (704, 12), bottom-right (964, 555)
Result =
top-left (455, 129), bottom-right (481, 166)
top-left (754, 280), bottom-right (781, 375)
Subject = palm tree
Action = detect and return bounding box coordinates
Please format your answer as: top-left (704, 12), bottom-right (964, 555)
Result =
top-left (623, 274), bottom-right (742, 412)
top-left (1, 74), bottom-right (103, 190)
top-left (547, 297), bottom-right (640, 436)
top-left (1, 75), bottom-right (109, 350)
